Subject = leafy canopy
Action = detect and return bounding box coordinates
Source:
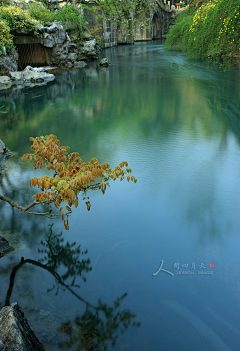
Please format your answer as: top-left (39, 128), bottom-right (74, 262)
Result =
top-left (22, 135), bottom-right (137, 230)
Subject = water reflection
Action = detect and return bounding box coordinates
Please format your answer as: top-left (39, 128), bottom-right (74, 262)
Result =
top-left (1, 42), bottom-right (240, 351)
top-left (1, 54), bottom-right (240, 156)
top-left (4, 225), bottom-right (139, 351)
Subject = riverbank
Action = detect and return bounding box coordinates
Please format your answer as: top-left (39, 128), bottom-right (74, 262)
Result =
top-left (164, 0), bottom-right (240, 66)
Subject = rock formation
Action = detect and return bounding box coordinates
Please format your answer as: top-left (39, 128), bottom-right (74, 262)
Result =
top-left (0, 236), bottom-right (14, 258)
top-left (0, 303), bottom-right (45, 350)
top-left (99, 58), bottom-right (109, 67)
top-left (0, 49), bottom-right (18, 76)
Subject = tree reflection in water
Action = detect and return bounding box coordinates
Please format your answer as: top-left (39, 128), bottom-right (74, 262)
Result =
top-left (5, 225), bottom-right (140, 351)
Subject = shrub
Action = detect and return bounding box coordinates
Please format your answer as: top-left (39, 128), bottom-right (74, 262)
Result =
top-left (0, 5), bottom-right (41, 33)
top-left (28, 4), bottom-right (54, 26)
top-left (0, 17), bottom-right (13, 48)
top-left (165, 0), bottom-right (240, 65)
top-left (29, 4), bottom-right (87, 38)
top-left (54, 5), bottom-right (87, 34)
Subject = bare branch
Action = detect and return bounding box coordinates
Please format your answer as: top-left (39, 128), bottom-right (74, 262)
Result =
top-left (0, 193), bottom-right (64, 219)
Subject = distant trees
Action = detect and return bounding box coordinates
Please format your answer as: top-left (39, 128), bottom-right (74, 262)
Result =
top-left (81, 0), bottom-right (156, 36)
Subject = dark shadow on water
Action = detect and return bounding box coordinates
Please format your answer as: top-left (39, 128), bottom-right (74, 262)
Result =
top-left (4, 225), bottom-right (140, 351)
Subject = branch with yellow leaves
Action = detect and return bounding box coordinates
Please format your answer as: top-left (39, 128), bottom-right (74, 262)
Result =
top-left (0, 135), bottom-right (137, 230)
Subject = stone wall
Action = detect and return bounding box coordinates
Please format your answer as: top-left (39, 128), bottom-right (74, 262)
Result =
top-left (83, 0), bottom-right (174, 44)
top-left (82, 5), bottom-right (117, 48)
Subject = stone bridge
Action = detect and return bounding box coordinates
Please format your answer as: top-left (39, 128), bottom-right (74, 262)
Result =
top-left (83, 0), bottom-right (175, 48)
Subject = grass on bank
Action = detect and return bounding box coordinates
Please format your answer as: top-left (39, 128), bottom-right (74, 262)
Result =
top-left (165, 0), bottom-right (240, 65)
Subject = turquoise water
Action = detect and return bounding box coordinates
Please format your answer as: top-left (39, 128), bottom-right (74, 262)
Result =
top-left (1, 41), bottom-right (240, 350)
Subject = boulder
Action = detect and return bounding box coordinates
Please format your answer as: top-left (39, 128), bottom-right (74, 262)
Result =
top-left (0, 77), bottom-right (12, 89)
top-left (99, 58), bottom-right (109, 67)
top-left (68, 53), bottom-right (77, 63)
top-left (39, 22), bottom-right (69, 48)
top-left (0, 49), bottom-right (18, 76)
top-left (52, 40), bottom-right (70, 65)
top-left (0, 140), bottom-right (12, 173)
top-left (24, 66), bottom-right (46, 72)
top-left (0, 236), bottom-right (14, 258)
top-left (9, 71), bottom-right (24, 82)
top-left (21, 70), bottom-right (55, 83)
top-left (79, 39), bottom-right (99, 61)
top-left (74, 61), bottom-right (87, 68)
top-left (0, 303), bottom-right (45, 350)
top-left (0, 76), bottom-right (11, 84)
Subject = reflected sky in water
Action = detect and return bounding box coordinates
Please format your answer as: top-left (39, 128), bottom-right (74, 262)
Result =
top-left (1, 41), bottom-right (240, 351)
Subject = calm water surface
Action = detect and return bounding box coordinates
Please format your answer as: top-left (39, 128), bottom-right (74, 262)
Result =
top-left (1, 41), bottom-right (240, 351)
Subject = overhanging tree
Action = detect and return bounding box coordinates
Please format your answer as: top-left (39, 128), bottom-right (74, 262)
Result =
top-left (0, 135), bottom-right (137, 230)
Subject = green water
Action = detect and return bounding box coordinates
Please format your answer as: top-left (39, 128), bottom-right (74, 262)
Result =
top-left (1, 41), bottom-right (240, 350)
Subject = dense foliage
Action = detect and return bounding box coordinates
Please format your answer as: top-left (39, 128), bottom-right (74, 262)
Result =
top-left (29, 3), bottom-right (87, 35)
top-left (165, 0), bottom-right (240, 65)
top-left (0, 17), bottom-right (12, 49)
top-left (0, 3), bottom-right (87, 49)
top-left (0, 5), bottom-right (40, 48)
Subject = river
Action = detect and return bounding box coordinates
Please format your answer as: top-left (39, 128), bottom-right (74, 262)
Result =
top-left (0, 41), bottom-right (240, 351)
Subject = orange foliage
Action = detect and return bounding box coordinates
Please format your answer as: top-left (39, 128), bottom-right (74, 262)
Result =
top-left (22, 135), bottom-right (137, 230)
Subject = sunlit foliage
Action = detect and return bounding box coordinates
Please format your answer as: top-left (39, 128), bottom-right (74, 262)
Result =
top-left (21, 135), bottom-right (137, 230)
top-left (165, 0), bottom-right (240, 66)
top-left (0, 5), bottom-right (41, 48)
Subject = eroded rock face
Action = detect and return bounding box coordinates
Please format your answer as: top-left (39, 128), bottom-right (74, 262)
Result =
top-left (0, 140), bottom-right (7, 155)
top-left (68, 53), bottom-right (77, 63)
top-left (0, 49), bottom-right (18, 76)
top-left (39, 22), bottom-right (68, 47)
top-left (0, 140), bottom-right (12, 174)
top-left (0, 303), bottom-right (45, 350)
top-left (79, 39), bottom-right (99, 61)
